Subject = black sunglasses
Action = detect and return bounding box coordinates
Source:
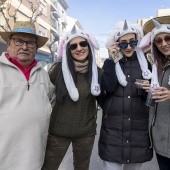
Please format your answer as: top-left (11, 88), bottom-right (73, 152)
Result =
top-left (119, 40), bottom-right (138, 49)
top-left (154, 35), bottom-right (170, 47)
top-left (69, 41), bottom-right (88, 50)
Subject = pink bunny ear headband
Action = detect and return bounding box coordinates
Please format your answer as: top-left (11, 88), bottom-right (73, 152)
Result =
top-left (106, 20), bottom-right (152, 87)
top-left (139, 16), bottom-right (170, 88)
top-left (57, 25), bottom-right (101, 101)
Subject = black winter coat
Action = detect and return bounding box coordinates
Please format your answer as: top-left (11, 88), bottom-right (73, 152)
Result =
top-left (98, 53), bottom-right (153, 164)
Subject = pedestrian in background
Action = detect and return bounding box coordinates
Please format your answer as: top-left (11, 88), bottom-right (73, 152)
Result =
top-left (140, 15), bottom-right (170, 170)
top-left (0, 21), bottom-right (54, 170)
top-left (98, 20), bottom-right (153, 170)
top-left (42, 26), bottom-right (102, 170)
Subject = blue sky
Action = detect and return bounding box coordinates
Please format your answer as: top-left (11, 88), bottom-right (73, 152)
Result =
top-left (66, 0), bottom-right (170, 35)
top-left (65, 0), bottom-right (170, 58)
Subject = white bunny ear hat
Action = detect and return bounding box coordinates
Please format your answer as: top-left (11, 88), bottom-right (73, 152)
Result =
top-left (106, 20), bottom-right (152, 87)
top-left (139, 16), bottom-right (170, 88)
top-left (57, 25), bottom-right (101, 101)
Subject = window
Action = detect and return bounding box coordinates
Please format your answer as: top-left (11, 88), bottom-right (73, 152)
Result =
top-left (39, 25), bottom-right (46, 37)
top-left (39, 1), bottom-right (47, 16)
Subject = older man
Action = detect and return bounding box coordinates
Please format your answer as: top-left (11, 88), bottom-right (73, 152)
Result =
top-left (0, 21), bottom-right (54, 170)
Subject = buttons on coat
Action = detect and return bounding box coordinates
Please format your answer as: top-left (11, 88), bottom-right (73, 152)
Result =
top-left (128, 96), bottom-right (130, 98)
top-left (127, 160), bottom-right (130, 162)
top-left (127, 75), bottom-right (130, 77)
top-left (128, 118), bottom-right (131, 121)
top-left (127, 140), bottom-right (129, 143)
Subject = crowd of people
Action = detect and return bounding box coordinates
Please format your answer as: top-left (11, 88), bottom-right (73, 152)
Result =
top-left (0, 15), bottom-right (170, 170)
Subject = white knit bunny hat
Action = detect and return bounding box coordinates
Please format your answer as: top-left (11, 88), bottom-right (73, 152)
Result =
top-left (106, 20), bottom-right (152, 87)
top-left (57, 26), bottom-right (101, 101)
top-left (139, 16), bottom-right (170, 88)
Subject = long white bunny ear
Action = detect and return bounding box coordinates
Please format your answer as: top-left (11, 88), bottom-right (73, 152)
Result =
top-left (57, 39), bottom-right (65, 58)
top-left (105, 30), bottom-right (117, 48)
top-left (133, 23), bottom-right (144, 39)
top-left (86, 33), bottom-right (99, 50)
top-left (150, 63), bottom-right (160, 89)
top-left (115, 62), bottom-right (127, 86)
top-left (139, 32), bottom-right (152, 49)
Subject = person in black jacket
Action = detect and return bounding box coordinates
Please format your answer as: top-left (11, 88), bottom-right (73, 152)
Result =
top-left (98, 20), bottom-right (153, 170)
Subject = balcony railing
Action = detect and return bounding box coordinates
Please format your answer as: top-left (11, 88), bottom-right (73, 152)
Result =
top-left (51, 0), bottom-right (62, 16)
top-left (50, 18), bottom-right (60, 34)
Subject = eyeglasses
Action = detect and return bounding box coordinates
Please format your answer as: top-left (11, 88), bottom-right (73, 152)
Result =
top-left (69, 41), bottom-right (88, 50)
top-left (119, 40), bottom-right (138, 49)
top-left (11, 38), bottom-right (37, 48)
top-left (154, 35), bottom-right (170, 47)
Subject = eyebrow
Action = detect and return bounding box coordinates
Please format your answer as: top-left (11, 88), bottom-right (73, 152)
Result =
top-left (11, 37), bottom-right (37, 42)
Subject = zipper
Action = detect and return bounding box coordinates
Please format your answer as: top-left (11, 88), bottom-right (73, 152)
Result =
top-left (27, 81), bottom-right (30, 91)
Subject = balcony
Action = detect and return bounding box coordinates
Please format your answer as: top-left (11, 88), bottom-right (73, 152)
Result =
top-left (50, 18), bottom-right (60, 35)
top-left (51, 11), bottom-right (60, 19)
top-left (51, 0), bottom-right (58, 9)
top-left (61, 16), bottom-right (67, 26)
top-left (50, 0), bottom-right (62, 17)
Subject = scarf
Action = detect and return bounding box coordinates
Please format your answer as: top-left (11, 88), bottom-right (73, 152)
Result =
top-left (74, 60), bottom-right (88, 73)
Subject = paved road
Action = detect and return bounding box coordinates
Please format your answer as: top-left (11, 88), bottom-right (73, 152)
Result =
top-left (59, 109), bottom-right (159, 170)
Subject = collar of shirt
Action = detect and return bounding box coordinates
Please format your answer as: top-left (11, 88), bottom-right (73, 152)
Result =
top-left (5, 54), bottom-right (37, 81)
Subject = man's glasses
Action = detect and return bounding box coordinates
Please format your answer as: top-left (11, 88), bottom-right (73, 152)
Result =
top-left (154, 35), bottom-right (170, 47)
top-left (11, 38), bottom-right (37, 48)
top-left (69, 41), bottom-right (88, 50)
top-left (119, 40), bottom-right (138, 49)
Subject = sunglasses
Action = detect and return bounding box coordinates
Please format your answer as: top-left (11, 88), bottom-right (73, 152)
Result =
top-left (69, 41), bottom-right (88, 50)
top-left (154, 35), bottom-right (170, 47)
top-left (119, 40), bottom-right (138, 49)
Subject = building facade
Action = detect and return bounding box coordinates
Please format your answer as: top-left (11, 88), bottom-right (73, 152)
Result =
top-left (0, 0), bottom-right (69, 67)
top-left (137, 8), bottom-right (170, 27)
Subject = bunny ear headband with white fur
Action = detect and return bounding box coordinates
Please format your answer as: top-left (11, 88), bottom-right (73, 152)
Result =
top-left (106, 20), bottom-right (152, 87)
top-left (139, 17), bottom-right (170, 88)
top-left (57, 25), bottom-right (101, 101)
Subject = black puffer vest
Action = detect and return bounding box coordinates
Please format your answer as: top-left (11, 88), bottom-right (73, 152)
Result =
top-left (99, 53), bottom-right (153, 164)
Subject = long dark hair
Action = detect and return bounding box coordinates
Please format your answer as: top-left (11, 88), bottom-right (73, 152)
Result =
top-left (152, 43), bottom-right (165, 76)
top-left (50, 43), bottom-right (93, 103)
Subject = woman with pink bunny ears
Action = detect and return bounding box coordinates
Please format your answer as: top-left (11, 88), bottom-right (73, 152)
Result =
top-left (139, 15), bottom-right (170, 170)
top-left (42, 26), bottom-right (103, 170)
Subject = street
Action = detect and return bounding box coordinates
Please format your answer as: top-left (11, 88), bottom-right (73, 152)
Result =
top-left (59, 109), bottom-right (159, 170)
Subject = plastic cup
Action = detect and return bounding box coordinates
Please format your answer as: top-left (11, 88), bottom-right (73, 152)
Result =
top-left (145, 87), bottom-right (159, 107)
top-left (136, 79), bottom-right (146, 95)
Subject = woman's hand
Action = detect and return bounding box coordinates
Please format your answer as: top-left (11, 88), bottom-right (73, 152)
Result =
top-left (108, 42), bottom-right (119, 62)
top-left (152, 87), bottom-right (170, 102)
top-left (135, 80), bottom-right (150, 92)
